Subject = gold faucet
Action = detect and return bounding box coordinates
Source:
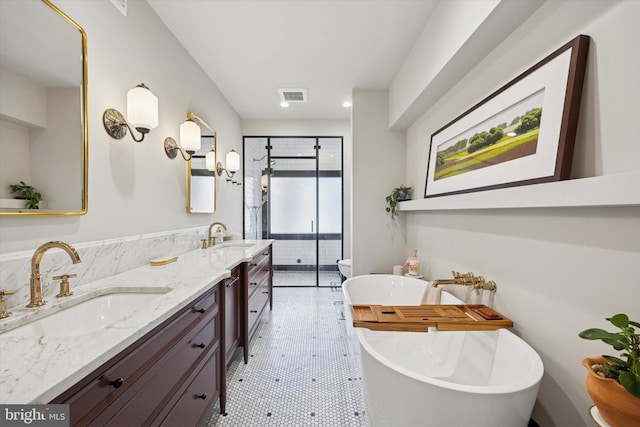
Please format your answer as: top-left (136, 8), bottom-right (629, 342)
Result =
top-left (432, 271), bottom-right (474, 288)
top-left (28, 241), bottom-right (81, 308)
top-left (207, 222), bottom-right (228, 247)
top-left (432, 271), bottom-right (497, 295)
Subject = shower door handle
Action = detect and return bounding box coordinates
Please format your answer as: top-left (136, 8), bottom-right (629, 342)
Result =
top-left (311, 220), bottom-right (314, 233)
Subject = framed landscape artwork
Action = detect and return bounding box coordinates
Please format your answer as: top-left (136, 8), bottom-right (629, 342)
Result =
top-left (424, 35), bottom-right (590, 198)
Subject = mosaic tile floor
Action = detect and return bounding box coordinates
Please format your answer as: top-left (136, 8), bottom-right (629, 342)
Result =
top-left (205, 287), bottom-right (369, 427)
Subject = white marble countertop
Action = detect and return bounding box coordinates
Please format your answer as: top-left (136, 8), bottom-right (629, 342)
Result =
top-left (0, 240), bottom-right (273, 404)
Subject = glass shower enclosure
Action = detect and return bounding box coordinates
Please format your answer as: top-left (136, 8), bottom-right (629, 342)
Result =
top-left (243, 136), bottom-right (343, 287)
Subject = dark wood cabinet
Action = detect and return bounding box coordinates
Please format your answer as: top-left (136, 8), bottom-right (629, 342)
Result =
top-left (241, 245), bottom-right (273, 363)
top-left (51, 285), bottom-right (225, 426)
top-left (156, 349), bottom-right (220, 426)
top-left (224, 265), bottom-right (241, 366)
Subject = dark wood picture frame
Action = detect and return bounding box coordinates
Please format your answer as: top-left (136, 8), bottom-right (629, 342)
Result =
top-left (424, 35), bottom-right (590, 198)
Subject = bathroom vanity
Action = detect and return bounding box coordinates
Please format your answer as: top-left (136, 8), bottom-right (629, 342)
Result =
top-left (51, 286), bottom-right (222, 426)
top-left (0, 239), bottom-right (273, 425)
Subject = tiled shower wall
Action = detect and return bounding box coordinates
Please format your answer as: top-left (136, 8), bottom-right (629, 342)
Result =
top-left (244, 137), bottom-right (343, 273)
top-left (273, 239), bottom-right (342, 270)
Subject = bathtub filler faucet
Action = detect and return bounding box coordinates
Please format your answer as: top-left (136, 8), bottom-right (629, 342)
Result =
top-left (207, 221), bottom-right (228, 247)
top-left (431, 271), bottom-right (497, 295)
top-left (28, 241), bottom-right (81, 308)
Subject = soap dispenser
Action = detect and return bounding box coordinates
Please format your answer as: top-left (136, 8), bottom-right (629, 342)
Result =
top-left (404, 250), bottom-right (421, 277)
top-left (215, 226), bottom-right (224, 245)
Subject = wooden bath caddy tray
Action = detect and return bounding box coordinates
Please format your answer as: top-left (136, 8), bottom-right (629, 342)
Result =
top-left (350, 304), bottom-right (513, 332)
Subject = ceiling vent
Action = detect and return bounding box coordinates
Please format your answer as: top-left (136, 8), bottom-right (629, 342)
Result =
top-left (278, 88), bottom-right (308, 103)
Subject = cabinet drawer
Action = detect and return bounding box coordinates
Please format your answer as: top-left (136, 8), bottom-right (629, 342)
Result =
top-left (88, 313), bottom-right (218, 426)
top-left (247, 270), bottom-right (268, 300)
top-left (247, 250), bottom-right (271, 279)
top-left (158, 351), bottom-right (220, 427)
top-left (59, 290), bottom-right (218, 425)
top-left (247, 285), bottom-right (270, 334)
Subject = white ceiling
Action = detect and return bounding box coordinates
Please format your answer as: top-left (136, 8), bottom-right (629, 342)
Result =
top-left (147, 0), bottom-right (440, 121)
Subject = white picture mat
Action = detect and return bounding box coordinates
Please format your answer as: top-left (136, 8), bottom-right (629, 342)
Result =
top-left (426, 49), bottom-right (572, 197)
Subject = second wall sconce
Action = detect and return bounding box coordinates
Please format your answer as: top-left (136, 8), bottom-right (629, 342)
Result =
top-left (103, 83), bottom-right (158, 143)
top-left (216, 150), bottom-right (240, 182)
top-left (164, 118), bottom-right (201, 161)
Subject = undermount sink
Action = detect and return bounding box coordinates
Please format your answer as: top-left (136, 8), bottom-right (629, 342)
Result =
top-left (2, 289), bottom-right (171, 338)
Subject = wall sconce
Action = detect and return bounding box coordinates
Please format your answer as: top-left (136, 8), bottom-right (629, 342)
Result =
top-left (103, 83), bottom-right (158, 142)
top-left (164, 118), bottom-right (201, 161)
top-left (216, 150), bottom-right (240, 182)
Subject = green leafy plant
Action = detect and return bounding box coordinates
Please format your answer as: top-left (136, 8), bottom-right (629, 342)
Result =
top-left (579, 313), bottom-right (640, 399)
top-left (9, 181), bottom-right (42, 209)
top-left (385, 185), bottom-right (412, 220)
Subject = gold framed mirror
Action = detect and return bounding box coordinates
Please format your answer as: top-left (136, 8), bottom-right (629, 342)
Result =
top-left (0, 0), bottom-right (88, 216)
top-left (186, 112), bottom-right (217, 213)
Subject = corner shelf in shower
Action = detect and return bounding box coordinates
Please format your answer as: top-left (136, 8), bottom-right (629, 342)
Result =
top-left (398, 171), bottom-right (640, 211)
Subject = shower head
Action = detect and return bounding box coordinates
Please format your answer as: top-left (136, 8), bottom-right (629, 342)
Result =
top-left (253, 154), bottom-right (276, 166)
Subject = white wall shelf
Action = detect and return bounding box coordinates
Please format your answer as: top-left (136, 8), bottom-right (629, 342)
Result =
top-left (0, 198), bottom-right (27, 209)
top-left (399, 172), bottom-right (640, 211)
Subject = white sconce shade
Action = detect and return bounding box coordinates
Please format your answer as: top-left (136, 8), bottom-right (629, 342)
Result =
top-left (226, 150), bottom-right (240, 172)
top-left (180, 119), bottom-right (201, 153)
top-left (216, 149), bottom-right (241, 182)
top-left (205, 149), bottom-right (216, 172)
top-left (103, 83), bottom-right (157, 143)
top-left (126, 84), bottom-right (158, 130)
top-left (260, 173), bottom-right (268, 190)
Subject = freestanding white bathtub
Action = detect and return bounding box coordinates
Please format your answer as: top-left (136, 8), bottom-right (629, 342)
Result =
top-left (343, 274), bottom-right (543, 427)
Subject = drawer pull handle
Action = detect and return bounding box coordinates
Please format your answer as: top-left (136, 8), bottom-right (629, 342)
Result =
top-left (196, 343), bottom-right (206, 349)
top-left (250, 310), bottom-right (258, 313)
top-left (250, 262), bottom-right (258, 267)
top-left (262, 291), bottom-right (269, 294)
top-left (263, 252), bottom-right (269, 256)
top-left (250, 282), bottom-right (257, 286)
top-left (109, 378), bottom-right (125, 389)
top-left (195, 308), bottom-right (206, 313)
top-left (197, 393), bottom-right (207, 400)
top-left (226, 283), bottom-right (231, 288)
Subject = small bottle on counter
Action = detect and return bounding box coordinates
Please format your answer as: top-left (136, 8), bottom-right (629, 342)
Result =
top-left (215, 226), bottom-right (224, 245)
top-left (404, 250), bottom-right (421, 276)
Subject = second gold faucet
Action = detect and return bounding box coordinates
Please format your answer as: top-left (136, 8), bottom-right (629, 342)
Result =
top-left (207, 222), bottom-right (228, 247)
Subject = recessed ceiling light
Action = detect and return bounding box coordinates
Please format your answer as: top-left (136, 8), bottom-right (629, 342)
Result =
top-left (280, 101), bottom-right (289, 108)
top-left (342, 101), bottom-right (352, 108)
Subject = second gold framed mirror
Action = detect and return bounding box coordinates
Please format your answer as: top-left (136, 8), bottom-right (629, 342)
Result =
top-left (186, 113), bottom-right (216, 213)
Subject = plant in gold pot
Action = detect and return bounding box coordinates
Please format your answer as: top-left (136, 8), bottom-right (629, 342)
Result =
top-left (579, 313), bottom-right (640, 427)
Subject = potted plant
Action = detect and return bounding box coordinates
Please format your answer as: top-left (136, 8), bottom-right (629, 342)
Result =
top-left (9, 181), bottom-right (42, 209)
top-left (385, 185), bottom-right (412, 220)
top-left (579, 313), bottom-right (640, 427)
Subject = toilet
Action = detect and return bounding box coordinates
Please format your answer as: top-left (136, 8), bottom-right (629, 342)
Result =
top-left (338, 259), bottom-right (352, 279)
